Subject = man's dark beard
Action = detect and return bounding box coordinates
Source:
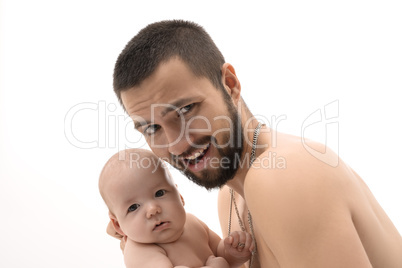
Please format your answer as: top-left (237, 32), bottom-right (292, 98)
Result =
top-left (171, 103), bottom-right (244, 190)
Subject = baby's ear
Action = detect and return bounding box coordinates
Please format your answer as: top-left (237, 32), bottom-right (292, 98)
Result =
top-left (180, 194), bottom-right (185, 206)
top-left (174, 184), bottom-right (185, 206)
top-left (109, 212), bottom-right (125, 237)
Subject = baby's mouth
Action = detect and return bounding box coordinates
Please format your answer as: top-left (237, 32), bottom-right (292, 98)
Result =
top-left (153, 221), bottom-right (168, 231)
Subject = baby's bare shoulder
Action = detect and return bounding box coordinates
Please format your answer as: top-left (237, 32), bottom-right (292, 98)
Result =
top-left (124, 240), bottom-right (170, 268)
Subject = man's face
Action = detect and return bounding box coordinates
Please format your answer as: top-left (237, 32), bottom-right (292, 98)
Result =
top-left (121, 58), bottom-right (243, 189)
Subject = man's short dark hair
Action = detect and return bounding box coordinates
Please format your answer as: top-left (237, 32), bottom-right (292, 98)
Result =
top-left (113, 20), bottom-right (226, 106)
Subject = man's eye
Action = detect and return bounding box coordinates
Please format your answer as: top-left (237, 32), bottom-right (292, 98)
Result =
top-left (144, 124), bottom-right (160, 135)
top-left (155, 189), bottom-right (166, 198)
top-left (128, 204), bottom-right (140, 212)
top-left (178, 104), bottom-right (194, 115)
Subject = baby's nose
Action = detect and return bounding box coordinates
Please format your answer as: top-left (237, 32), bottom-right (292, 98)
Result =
top-left (146, 203), bottom-right (161, 218)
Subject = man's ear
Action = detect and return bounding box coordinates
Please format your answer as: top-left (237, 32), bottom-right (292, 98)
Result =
top-left (221, 63), bottom-right (241, 103)
top-left (109, 211), bottom-right (126, 237)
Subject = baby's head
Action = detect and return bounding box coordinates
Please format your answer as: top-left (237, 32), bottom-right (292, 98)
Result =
top-left (99, 148), bottom-right (186, 244)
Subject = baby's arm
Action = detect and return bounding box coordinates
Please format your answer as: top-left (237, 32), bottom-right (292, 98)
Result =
top-left (124, 240), bottom-right (229, 268)
top-left (200, 218), bottom-right (253, 268)
top-left (216, 231), bottom-right (254, 268)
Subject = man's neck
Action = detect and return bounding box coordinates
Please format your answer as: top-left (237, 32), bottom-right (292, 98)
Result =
top-left (226, 121), bottom-right (270, 198)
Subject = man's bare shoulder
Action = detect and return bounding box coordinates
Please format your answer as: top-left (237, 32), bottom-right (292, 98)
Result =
top-left (243, 134), bottom-right (374, 266)
top-left (247, 132), bottom-right (348, 188)
top-left (246, 132), bottom-right (358, 203)
top-left (244, 136), bottom-right (352, 214)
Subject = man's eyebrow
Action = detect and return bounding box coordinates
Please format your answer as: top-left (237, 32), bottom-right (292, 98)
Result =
top-left (160, 98), bottom-right (194, 117)
top-left (134, 120), bottom-right (146, 130)
top-left (133, 98), bottom-right (195, 129)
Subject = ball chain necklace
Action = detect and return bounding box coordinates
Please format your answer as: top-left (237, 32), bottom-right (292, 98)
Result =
top-left (228, 122), bottom-right (262, 268)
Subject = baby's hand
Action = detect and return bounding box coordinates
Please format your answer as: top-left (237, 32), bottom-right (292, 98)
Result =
top-left (205, 255), bottom-right (230, 268)
top-left (224, 231), bottom-right (254, 261)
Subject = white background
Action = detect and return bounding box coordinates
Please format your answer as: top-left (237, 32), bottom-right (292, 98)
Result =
top-left (1, 1), bottom-right (401, 267)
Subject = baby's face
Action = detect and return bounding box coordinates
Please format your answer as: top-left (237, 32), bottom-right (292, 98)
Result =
top-left (108, 162), bottom-right (186, 244)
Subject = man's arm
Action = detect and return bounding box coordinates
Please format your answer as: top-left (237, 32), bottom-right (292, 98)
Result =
top-left (244, 145), bottom-right (372, 267)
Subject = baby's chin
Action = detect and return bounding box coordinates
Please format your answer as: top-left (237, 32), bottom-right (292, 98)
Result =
top-left (129, 228), bottom-right (184, 245)
top-left (156, 229), bottom-right (185, 245)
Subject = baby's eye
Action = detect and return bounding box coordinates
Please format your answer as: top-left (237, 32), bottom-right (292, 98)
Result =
top-left (178, 104), bottom-right (194, 115)
top-left (155, 189), bottom-right (166, 198)
top-left (144, 124), bottom-right (161, 135)
top-left (128, 204), bottom-right (140, 212)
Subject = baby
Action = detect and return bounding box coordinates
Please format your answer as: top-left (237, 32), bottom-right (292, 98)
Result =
top-left (99, 148), bottom-right (254, 268)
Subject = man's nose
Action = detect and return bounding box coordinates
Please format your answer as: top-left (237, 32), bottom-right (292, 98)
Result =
top-left (146, 203), bottom-right (161, 219)
top-left (165, 126), bottom-right (193, 156)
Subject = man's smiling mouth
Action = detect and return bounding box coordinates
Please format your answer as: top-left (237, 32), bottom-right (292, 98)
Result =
top-left (181, 143), bottom-right (210, 165)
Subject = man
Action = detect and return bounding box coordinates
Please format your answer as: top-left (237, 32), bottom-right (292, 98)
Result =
top-left (109, 20), bottom-right (402, 267)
